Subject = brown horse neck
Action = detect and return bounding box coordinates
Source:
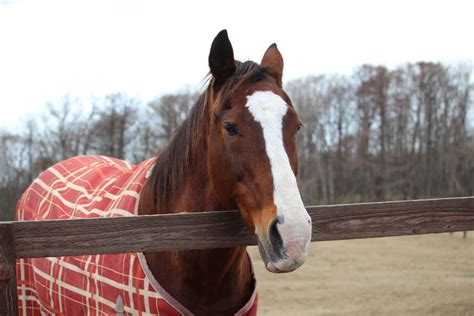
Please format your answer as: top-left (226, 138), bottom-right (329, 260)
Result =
top-left (139, 115), bottom-right (254, 314)
top-left (144, 246), bottom-right (253, 315)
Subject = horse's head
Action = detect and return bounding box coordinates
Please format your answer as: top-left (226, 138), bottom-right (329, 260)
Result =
top-left (206, 30), bottom-right (312, 273)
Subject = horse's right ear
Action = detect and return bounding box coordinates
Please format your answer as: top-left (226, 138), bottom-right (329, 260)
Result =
top-left (209, 30), bottom-right (236, 86)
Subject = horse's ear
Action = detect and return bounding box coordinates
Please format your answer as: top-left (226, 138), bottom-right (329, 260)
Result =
top-left (209, 29), bottom-right (236, 86)
top-left (261, 43), bottom-right (284, 87)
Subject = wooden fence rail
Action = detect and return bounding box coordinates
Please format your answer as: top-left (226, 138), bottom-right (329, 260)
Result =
top-left (1, 196), bottom-right (474, 314)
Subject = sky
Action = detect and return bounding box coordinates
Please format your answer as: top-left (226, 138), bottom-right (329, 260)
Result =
top-left (0, 0), bottom-right (473, 130)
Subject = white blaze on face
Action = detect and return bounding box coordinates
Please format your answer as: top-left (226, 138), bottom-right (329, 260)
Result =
top-left (245, 90), bottom-right (311, 263)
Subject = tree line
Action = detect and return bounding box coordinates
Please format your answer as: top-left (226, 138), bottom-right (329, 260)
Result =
top-left (1, 62), bottom-right (472, 220)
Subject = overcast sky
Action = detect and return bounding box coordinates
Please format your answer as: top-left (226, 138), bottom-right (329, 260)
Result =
top-left (0, 0), bottom-right (473, 130)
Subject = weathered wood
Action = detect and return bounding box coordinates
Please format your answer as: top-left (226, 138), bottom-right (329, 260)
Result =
top-left (14, 210), bottom-right (257, 258)
top-left (310, 196), bottom-right (474, 240)
top-left (0, 223), bottom-right (18, 315)
top-left (8, 196), bottom-right (474, 259)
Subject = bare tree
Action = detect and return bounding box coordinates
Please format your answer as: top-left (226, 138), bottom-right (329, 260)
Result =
top-left (42, 96), bottom-right (97, 161)
top-left (149, 90), bottom-right (198, 142)
top-left (89, 93), bottom-right (139, 159)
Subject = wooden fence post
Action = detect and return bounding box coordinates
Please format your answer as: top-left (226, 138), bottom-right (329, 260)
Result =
top-left (0, 222), bottom-right (18, 315)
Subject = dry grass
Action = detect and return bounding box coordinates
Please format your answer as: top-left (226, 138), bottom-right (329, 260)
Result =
top-left (248, 232), bottom-right (474, 316)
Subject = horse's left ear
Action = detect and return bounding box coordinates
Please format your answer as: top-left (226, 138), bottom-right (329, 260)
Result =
top-left (209, 30), bottom-right (236, 87)
top-left (261, 43), bottom-right (284, 87)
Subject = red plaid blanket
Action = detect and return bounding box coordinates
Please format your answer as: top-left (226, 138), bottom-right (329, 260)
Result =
top-left (16, 156), bottom-right (258, 316)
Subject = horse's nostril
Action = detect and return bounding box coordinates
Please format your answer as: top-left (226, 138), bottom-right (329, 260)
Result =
top-left (268, 217), bottom-right (284, 253)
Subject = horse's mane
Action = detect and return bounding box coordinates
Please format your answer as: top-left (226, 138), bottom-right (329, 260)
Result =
top-left (148, 60), bottom-right (269, 211)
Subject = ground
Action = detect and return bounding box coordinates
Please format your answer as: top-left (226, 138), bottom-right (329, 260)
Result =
top-left (247, 232), bottom-right (474, 316)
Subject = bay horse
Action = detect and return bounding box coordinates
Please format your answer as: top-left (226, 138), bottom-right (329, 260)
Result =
top-left (16, 30), bottom-right (312, 315)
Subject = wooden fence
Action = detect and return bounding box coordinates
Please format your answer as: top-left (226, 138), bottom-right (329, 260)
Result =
top-left (1, 196), bottom-right (474, 314)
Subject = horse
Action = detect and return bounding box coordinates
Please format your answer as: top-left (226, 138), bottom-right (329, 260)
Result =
top-left (16, 30), bottom-right (312, 315)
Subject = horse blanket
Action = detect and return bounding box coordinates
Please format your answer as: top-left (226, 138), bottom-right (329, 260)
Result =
top-left (16, 155), bottom-right (258, 316)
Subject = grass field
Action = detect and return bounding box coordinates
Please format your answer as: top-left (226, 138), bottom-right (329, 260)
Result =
top-left (247, 232), bottom-right (474, 315)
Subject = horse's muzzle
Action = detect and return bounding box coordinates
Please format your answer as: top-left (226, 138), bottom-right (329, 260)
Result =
top-left (257, 212), bottom-right (312, 273)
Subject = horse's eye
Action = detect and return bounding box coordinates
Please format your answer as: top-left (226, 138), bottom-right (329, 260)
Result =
top-left (297, 124), bottom-right (302, 132)
top-left (223, 122), bottom-right (239, 136)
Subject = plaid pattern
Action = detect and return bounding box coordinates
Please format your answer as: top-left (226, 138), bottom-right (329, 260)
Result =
top-left (16, 156), bottom-right (258, 316)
